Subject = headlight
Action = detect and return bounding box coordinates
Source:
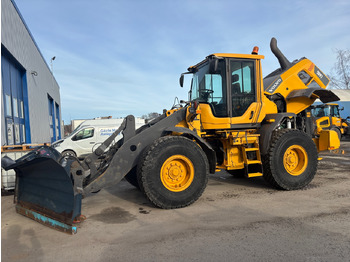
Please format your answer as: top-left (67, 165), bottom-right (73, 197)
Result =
top-left (52, 140), bottom-right (63, 148)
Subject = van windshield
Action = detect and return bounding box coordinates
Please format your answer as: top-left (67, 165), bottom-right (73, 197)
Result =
top-left (64, 124), bottom-right (86, 138)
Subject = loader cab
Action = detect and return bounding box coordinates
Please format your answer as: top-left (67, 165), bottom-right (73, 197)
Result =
top-left (185, 53), bottom-right (266, 130)
top-left (310, 103), bottom-right (344, 137)
top-left (311, 104), bottom-right (341, 119)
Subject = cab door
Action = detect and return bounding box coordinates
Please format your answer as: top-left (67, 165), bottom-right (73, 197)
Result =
top-left (228, 59), bottom-right (262, 128)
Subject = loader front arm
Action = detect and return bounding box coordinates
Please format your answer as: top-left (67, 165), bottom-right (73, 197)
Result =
top-left (72, 108), bottom-right (187, 196)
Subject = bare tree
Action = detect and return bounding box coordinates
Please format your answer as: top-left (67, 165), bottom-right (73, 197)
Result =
top-left (141, 112), bottom-right (160, 123)
top-left (328, 49), bottom-right (350, 89)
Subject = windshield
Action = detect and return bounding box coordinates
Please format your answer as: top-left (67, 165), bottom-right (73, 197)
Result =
top-left (331, 105), bottom-right (340, 117)
top-left (189, 60), bottom-right (227, 117)
top-left (63, 123), bottom-right (84, 138)
top-left (312, 106), bottom-right (331, 117)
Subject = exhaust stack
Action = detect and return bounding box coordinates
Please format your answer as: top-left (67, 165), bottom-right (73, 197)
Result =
top-left (270, 37), bottom-right (291, 70)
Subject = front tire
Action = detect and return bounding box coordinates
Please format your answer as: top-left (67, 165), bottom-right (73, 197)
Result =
top-left (263, 129), bottom-right (318, 190)
top-left (138, 136), bottom-right (209, 209)
top-left (61, 150), bottom-right (76, 158)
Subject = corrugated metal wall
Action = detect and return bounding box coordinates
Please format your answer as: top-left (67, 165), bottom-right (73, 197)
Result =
top-left (1, 0), bottom-right (62, 144)
top-left (331, 90), bottom-right (350, 118)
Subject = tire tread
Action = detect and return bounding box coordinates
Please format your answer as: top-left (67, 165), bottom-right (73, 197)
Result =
top-left (263, 129), bottom-right (318, 190)
top-left (138, 136), bottom-right (209, 209)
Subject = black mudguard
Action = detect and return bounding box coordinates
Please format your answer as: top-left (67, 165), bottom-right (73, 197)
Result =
top-left (287, 88), bottom-right (340, 103)
top-left (163, 126), bottom-right (217, 174)
top-left (258, 113), bottom-right (295, 155)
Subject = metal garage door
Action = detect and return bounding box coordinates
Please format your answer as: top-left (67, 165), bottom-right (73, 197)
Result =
top-left (1, 50), bottom-right (30, 145)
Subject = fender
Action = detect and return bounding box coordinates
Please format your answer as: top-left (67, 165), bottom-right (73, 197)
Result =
top-left (287, 88), bottom-right (339, 103)
top-left (258, 113), bottom-right (295, 155)
top-left (164, 126), bottom-right (217, 174)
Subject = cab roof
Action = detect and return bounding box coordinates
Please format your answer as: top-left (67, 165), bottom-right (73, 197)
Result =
top-left (314, 103), bottom-right (339, 107)
top-left (188, 53), bottom-right (264, 71)
top-left (213, 53), bottom-right (265, 60)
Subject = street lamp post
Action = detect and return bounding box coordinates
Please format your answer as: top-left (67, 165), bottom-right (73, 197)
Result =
top-left (50, 56), bottom-right (56, 74)
top-left (50, 56), bottom-right (57, 142)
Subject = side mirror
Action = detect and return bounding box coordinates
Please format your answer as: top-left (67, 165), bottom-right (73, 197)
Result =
top-left (339, 106), bottom-right (344, 111)
top-left (209, 59), bottom-right (218, 74)
top-left (179, 74), bottom-right (184, 88)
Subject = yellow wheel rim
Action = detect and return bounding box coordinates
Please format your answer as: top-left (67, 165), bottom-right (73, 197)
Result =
top-left (283, 145), bottom-right (308, 176)
top-left (160, 155), bottom-right (194, 192)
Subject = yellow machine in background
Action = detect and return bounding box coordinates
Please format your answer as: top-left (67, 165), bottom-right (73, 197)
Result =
top-left (310, 103), bottom-right (350, 139)
top-left (2, 38), bottom-right (341, 233)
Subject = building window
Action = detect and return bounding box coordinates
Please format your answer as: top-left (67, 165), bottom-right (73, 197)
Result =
top-left (48, 95), bottom-right (56, 143)
top-left (5, 95), bottom-right (12, 116)
top-left (55, 103), bottom-right (61, 140)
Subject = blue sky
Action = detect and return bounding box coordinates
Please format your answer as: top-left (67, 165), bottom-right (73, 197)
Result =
top-left (15, 0), bottom-right (350, 123)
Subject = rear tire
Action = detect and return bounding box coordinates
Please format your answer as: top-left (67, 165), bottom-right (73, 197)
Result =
top-left (138, 136), bottom-right (209, 209)
top-left (263, 129), bottom-right (318, 190)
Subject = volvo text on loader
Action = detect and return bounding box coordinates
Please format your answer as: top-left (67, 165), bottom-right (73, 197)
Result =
top-left (2, 38), bottom-right (340, 233)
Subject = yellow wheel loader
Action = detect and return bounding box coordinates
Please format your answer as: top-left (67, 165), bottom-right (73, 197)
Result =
top-left (2, 38), bottom-right (340, 234)
top-left (310, 103), bottom-right (350, 139)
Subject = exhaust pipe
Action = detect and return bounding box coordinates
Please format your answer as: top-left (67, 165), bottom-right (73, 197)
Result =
top-left (270, 37), bottom-right (291, 70)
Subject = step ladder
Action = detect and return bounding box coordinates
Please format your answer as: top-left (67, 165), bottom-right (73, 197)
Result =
top-left (241, 138), bottom-right (263, 178)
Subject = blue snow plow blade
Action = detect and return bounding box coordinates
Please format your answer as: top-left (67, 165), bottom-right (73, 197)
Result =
top-left (3, 146), bottom-right (81, 234)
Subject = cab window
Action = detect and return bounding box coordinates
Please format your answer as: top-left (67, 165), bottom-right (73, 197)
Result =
top-left (312, 107), bottom-right (330, 117)
top-left (332, 106), bottom-right (340, 117)
top-left (72, 127), bottom-right (94, 141)
top-left (190, 60), bottom-right (227, 117)
top-left (230, 60), bottom-right (256, 117)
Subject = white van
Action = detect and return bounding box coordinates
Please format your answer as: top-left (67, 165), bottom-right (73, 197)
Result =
top-left (52, 118), bottom-right (145, 158)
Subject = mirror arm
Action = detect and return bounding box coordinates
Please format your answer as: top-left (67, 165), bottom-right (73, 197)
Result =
top-left (179, 72), bottom-right (192, 88)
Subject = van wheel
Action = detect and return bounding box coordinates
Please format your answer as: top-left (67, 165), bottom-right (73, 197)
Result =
top-left (61, 150), bottom-right (76, 158)
top-left (138, 136), bottom-right (209, 209)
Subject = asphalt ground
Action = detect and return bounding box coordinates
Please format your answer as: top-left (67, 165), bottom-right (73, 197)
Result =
top-left (2, 140), bottom-right (350, 262)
